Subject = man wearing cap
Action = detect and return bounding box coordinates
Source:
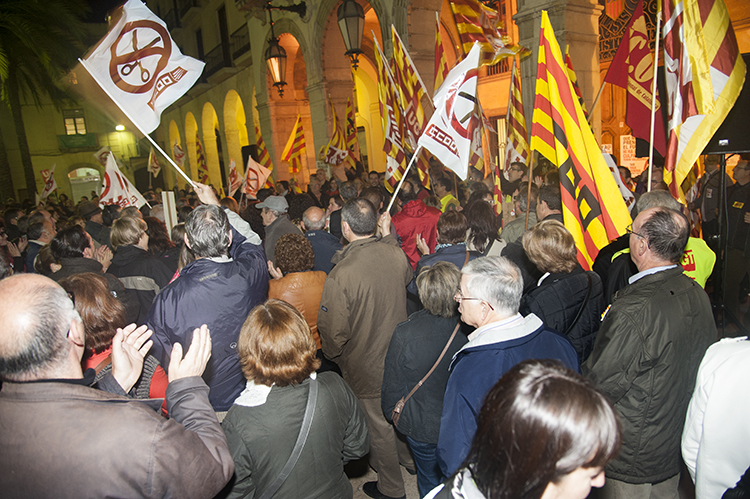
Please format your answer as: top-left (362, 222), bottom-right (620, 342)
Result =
top-left (256, 195), bottom-right (301, 264)
top-left (80, 201), bottom-right (110, 248)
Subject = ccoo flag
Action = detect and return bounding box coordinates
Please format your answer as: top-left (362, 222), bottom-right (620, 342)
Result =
top-left (100, 152), bottom-right (147, 208)
top-left (81, 0), bottom-right (204, 134)
top-left (418, 43), bottom-right (481, 181)
top-left (530, 11), bottom-right (631, 269)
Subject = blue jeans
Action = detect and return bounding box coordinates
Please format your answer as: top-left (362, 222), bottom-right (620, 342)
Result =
top-left (406, 436), bottom-right (442, 498)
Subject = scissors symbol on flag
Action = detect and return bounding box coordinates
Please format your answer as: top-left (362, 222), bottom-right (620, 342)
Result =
top-left (109, 20), bottom-right (171, 94)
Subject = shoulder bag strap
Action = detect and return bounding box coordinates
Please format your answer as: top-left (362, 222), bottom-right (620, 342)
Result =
top-left (400, 322), bottom-right (460, 409)
top-left (463, 248), bottom-right (471, 267)
top-left (563, 273), bottom-right (592, 336)
top-left (257, 378), bottom-right (318, 499)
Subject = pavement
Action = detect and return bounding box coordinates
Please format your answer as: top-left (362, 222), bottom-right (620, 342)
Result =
top-left (346, 457), bottom-right (420, 499)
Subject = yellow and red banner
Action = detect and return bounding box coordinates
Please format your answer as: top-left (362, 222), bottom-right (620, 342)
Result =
top-left (564, 47), bottom-right (589, 120)
top-left (434, 12), bottom-right (450, 94)
top-left (449, 0), bottom-right (529, 66)
top-left (374, 35), bottom-right (407, 192)
top-left (195, 132), bottom-right (209, 184)
top-left (345, 97), bottom-right (358, 162)
top-left (662, 0), bottom-right (746, 199)
top-left (281, 114), bottom-right (306, 175)
top-left (530, 11), bottom-right (631, 269)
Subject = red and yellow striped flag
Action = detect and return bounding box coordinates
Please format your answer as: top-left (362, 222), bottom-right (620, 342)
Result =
top-left (564, 47), bottom-right (588, 119)
top-left (281, 114), bottom-right (306, 175)
top-left (323, 101), bottom-right (354, 168)
top-left (345, 97), bottom-right (358, 161)
top-left (662, 0), bottom-right (746, 199)
top-left (254, 124), bottom-right (274, 187)
top-left (530, 11), bottom-right (631, 269)
top-left (434, 13), bottom-right (450, 94)
top-left (195, 132), bottom-right (209, 184)
top-left (449, 0), bottom-right (529, 66)
top-left (374, 35), bottom-right (407, 192)
top-left (391, 25), bottom-right (427, 142)
top-left (505, 59), bottom-right (528, 169)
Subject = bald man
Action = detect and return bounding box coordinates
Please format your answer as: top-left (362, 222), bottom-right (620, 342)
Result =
top-left (0, 274), bottom-right (233, 498)
top-left (302, 206), bottom-right (342, 274)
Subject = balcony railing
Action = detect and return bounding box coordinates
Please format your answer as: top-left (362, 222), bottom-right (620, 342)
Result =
top-left (204, 44), bottom-right (232, 78)
top-left (487, 58), bottom-right (511, 76)
top-left (230, 24), bottom-right (250, 61)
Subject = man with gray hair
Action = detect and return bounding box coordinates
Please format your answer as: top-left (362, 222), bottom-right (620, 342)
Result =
top-left (255, 195), bottom-right (300, 264)
top-left (0, 274), bottom-right (234, 497)
top-left (583, 207), bottom-right (716, 497)
top-left (436, 256), bottom-right (579, 476)
top-left (302, 206), bottom-right (341, 274)
top-left (146, 183), bottom-right (267, 413)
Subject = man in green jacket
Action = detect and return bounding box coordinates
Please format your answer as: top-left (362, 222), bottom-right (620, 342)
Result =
top-left (583, 207), bottom-right (716, 498)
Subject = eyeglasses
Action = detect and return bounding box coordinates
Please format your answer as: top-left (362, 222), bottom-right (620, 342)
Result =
top-left (625, 223), bottom-right (646, 240)
top-left (454, 290), bottom-right (494, 311)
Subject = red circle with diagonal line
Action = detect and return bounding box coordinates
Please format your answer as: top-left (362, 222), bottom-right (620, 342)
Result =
top-left (109, 20), bottom-right (172, 94)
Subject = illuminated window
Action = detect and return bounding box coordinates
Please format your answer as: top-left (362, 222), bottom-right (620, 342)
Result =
top-left (63, 109), bottom-right (86, 135)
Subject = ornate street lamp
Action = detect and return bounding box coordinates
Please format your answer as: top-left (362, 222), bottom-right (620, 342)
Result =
top-left (265, 14), bottom-right (287, 98)
top-left (337, 0), bottom-right (364, 70)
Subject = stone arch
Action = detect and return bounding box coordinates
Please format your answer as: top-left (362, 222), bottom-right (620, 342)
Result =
top-left (202, 102), bottom-right (224, 189)
top-left (224, 90), bottom-right (250, 176)
top-left (185, 112), bottom-right (199, 181)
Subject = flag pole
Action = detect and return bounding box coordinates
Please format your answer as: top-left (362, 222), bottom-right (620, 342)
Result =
top-left (647, 10), bottom-right (662, 193)
top-left (78, 58), bottom-right (197, 189)
top-left (386, 146), bottom-right (421, 213)
top-left (586, 83), bottom-right (607, 126)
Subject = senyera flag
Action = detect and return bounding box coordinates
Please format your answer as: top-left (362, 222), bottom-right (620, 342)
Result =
top-left (100, 152), bottom-right (147, 208)
top-left (530, 11), bottom-right (630, 269)
top-left (81, 0), bottom-right (204, 134)
top-left (418, 43), bottom-right (481, 181)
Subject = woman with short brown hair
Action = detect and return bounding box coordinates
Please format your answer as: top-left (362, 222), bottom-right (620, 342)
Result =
top-left (222, 299), bottom-right (369, 499)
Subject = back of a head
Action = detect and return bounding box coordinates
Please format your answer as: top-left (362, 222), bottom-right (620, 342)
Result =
top-left (339, 181), bottom-right (358, 201)
top-left (27, 222), bottom-right (46, 241)
top-left (437, 211), bottom-right (468, 245)
top-left (465, 359), bottom-right (621, 499)
top-left (177, 205), bottom-right (194, 223)
top-left (50, 225), bottom-right (89, 260)
top-left (150, 203), bottom-right (165, 222)
top-left (145, 217), bottom-right (174, 254)
top-left (238, 299), bottom-right (320, 387)
top-left (417, 261), bottom-right (461, 318)
top-left (522, 220), bottom-right (577, 274)
top-left (170, 223), bottom-right (186, 245)
top-left (462, 256), bottom-right (523, 316)
top-left (120, 206), bottom-right (142, 219)
top-left (439, 176), bottom-right (454, 193)
top-left (185, 205), bottom-right (230, 258)
top-left (463, 200), bottom-right (498, 252)
top-left (256, 188), bottom-right (275, 203)
top-left (518, 182), bottom-right (539, 213)
top-left (220, 197), bottom-right (239, 214)
top-left (0, 274), bottom-right (78, 381)
top-left (397, 180), bottom-right (416, 204)
top-left (361, 187), bottom-right (383, 211)
top-left (302, 207), bottom-right (326, 231)
top-left (111, 216), bottom-right (145, 248)
top-left (640, 208), bottom-right (689, 264)
top-left (636, 190), bottom-right (682, 214)
top-left (274, 233), bottom-right (315, 274)
top-left (539, 184), bottom-right (562, 212)
top-left (59, 272), bottom-right (125, 356)
top-left (342, 198), bottom-right (378, 237)
top-left (102, 205), bottom-right (121, 227)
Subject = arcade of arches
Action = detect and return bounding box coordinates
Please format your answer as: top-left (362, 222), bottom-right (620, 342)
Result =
top-left (153, 0), bottom-right (750, 192)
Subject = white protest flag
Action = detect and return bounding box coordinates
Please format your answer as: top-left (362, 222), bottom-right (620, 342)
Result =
top-left (39, 165), bottom-right (58, 200)
top-left (417, 43), bottom-right (481, 180)
top-left (147, 148), bottom-right (161, 177)
top-left (242, 156), bottom-right (272, 199)
top-left (100, 152), bottom-right (148, 208)
top-left (602, 151), bottom-right (636, 213)
top-left (173, 141), bottom-right (185, 167)
top-left (81, 0), bottom-right (204, 134)
top-left (93, 147), bottom-right (111, 167)
top-left (228, 159), bottom-right (241, 197)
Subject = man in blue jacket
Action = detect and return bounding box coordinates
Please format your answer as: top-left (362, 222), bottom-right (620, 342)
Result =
top-left (436, 256), bottom-right (579, 477)
top-left (147, 183), bottom-right (268, 414)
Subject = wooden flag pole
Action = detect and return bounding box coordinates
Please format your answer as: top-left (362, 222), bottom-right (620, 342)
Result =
top-left (386, 146), bottom-right (421, 213)
top-left (647, 10), bottom-right (663, 193)
top-left (78, 58), bottom-right (196, 189)
top-left (586, 83), bottom-right (607, 126)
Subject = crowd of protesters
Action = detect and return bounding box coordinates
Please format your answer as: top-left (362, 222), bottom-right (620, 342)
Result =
top-left (1, 156), bottom-right (749, 499)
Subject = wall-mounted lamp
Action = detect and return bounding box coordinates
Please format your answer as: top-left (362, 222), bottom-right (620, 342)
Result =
top-left (115, 125), bottom-right (125, 131)
top-left (337, 0), bottom-right (364, 70)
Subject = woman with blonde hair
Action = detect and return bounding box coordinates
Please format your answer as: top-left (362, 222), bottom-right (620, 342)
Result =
top-left (520, 220), bottom-right (605, 363)
top-left (222, 299), bottom-right (369, 499)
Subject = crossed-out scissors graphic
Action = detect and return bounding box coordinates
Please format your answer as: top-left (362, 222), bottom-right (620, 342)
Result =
top-left (120, 31), bottom-right (157, 83)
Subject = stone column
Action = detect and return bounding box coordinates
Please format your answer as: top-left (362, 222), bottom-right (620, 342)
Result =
top-left (514, 0), bottom-right (603, 139)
